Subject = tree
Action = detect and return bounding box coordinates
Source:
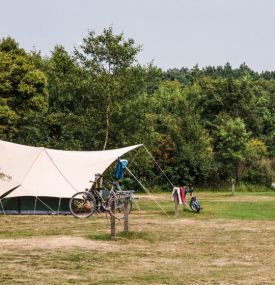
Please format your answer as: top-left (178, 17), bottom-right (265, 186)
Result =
top-left (74, 27), bottom-right (142, 149)
top-left (215, 117), bottom-right (251, 182)
top-left (146, 81), bottom-right (214, 185)
top-left (240, 139), bottom-right (272, 186)
top-left (0, 37), bottom-right (48, 144)
top-left (193, 76), bottom-right (262, 136)
top-left (43, 45), bottom-right (95, 150)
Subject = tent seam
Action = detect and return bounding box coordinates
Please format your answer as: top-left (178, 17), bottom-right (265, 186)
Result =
top-left (44, 148), bottom-right (79, 193)
top-left (21, 148), bottom-right (44, 184)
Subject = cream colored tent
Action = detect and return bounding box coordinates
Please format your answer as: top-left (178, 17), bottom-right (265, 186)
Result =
top-left (0, 140), bottom-right (142, 214)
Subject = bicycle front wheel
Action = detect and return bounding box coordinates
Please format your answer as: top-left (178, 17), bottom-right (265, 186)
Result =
top-left (108, 194), bottom-right (131, 220)
top-left (69, 192), bottom-right (96, 218)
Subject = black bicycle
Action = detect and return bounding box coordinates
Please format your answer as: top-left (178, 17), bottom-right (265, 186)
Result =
top-left (69, 174), bottom-right (134, 219)
top-left (185, 186), bottom-right (201, 213)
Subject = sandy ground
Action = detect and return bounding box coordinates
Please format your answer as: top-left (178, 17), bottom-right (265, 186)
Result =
top-left (0, 193), bottom-right (274, 285)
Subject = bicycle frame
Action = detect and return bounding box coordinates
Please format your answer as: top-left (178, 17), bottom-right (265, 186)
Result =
top-left (88, 188), bottom-right (114, 212)
top-left (86, 180), bottom-right (133, 213)
top-left (69, 175), bottom-right (136, 219)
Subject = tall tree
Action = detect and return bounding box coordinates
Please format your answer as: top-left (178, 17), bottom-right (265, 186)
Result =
top-left (44, 45), bottom-right (94, 149)
top-left (74, 27), bottom-right (142, 149)
top-left (215, 117), bottom-right (251, 182)
top-left (0, 37), bottom-right (48, 144)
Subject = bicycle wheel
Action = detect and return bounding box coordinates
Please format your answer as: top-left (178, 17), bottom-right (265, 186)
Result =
top-left (108, 194), bottom-right (131, 220)
top-left (69, 191), bottom-right (96, 218)
top-left (189, 200), bottom-right (200, 213)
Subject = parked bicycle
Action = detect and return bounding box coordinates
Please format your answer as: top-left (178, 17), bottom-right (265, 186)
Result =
top-left (69, 174), bottom-right (134, 219)
top-left (185, 186), bottom-right (201, 213)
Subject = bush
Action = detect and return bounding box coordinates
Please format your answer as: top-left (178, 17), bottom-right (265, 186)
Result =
top-left (240, 159), bottom-right (273, 187)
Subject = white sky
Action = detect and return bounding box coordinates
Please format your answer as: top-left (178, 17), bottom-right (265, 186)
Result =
top-left (1, 0), bottom-right (275, 72)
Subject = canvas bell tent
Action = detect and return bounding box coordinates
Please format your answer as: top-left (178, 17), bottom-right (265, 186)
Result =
top-left (0, 140), bottom-right (141, 214)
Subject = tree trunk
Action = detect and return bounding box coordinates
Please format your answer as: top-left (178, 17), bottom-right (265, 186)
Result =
top-left (235, 161), bottom-right (240, 183)
top-left (102, 105), bottom-right (110, 150)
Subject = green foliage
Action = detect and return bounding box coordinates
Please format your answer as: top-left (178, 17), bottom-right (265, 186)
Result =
top-left (0, 37), bottom-right (48, 143)
top-left (74, 27), bottom-right (144, 150)
top-left (43, 45), bottom-right (92, 149)
top-left (0, 31), bottom-right (274, 187)
top-left (141, 81), bottom-right (215, 185)
top-left (75, 27), bottom-right (142, 73)
top-left (215, 117), bottom-right (250, 181)
top-left (245, 139), bottom-right (267, 161)
top-left (216, 117), bottom-right (250, 162)
top-left (240, 160), bottom-right (273, 187)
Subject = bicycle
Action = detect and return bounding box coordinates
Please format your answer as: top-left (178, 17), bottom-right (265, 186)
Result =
top-left (185, 186), bottom-right (201, 213)
top-left (69, 174), bottom-right (134, 219)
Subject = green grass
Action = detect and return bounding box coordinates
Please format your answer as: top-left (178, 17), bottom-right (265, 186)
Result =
top-left (197, 184), bottom-right (274, 192)
top-left (137, 191), bottom-right (275, 221)
top-left (239, 191), bottom-right (275, 197)
top-left (203, 201), bottom-right (275, 220)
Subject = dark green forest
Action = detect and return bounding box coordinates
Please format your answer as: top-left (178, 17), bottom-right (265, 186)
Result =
top-left (0, 28), bottom-right (274, 188)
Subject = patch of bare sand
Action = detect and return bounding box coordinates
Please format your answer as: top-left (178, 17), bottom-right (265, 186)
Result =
top-left (210, 258), bottom-right (252, 267)
top-left (138, 194), bottom-right (170, 201)
top-left (164, 217), bottom-right (275, 230)
top-left (0, 235), bottom-right (152, 253)
top-left (126, 217), bottom-right (275, 242)
top-left (0, 236), bottom-right (118, 251)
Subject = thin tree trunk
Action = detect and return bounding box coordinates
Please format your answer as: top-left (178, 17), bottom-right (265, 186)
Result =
top-left (102, 105), bottom-right (110, 150)
top-left (235, 161), bottom-right (239, 183)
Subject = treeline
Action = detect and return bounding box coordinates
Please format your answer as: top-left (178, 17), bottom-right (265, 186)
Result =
top-left (0, 28), bottom-right (274, 187)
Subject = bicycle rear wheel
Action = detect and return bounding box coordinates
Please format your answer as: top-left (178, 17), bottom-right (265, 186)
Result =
top-left (108, 194), bottom-right (132, 220)
top-left (69, 191), bottom-right (96, 218)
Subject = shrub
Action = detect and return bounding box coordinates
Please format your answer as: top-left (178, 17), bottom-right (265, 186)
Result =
top-left (240, 159), bottom-right (273, 187)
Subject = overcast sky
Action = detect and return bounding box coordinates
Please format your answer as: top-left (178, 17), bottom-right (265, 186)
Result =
top-left (1, 0), bottom-right (275, 72)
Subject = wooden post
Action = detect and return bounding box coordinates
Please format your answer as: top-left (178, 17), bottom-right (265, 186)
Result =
top-left (33, 197), bottom-right (37, 215)
top-left (110, 201), bottom-right (116, 240)
top-left (124, 200), bottom-right (129, 233)
top-left (0, 199), bottom-right (5, 215)
top-left (57, 197), bottom-right (61, 215)
top-left (173, 191), bottom-right (179, 217)
top-left (231, 178), bottom-right (236, 195)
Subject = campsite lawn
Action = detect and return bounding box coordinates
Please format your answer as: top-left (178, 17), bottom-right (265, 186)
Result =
top-left (0, 191), bottom-right (275, 284)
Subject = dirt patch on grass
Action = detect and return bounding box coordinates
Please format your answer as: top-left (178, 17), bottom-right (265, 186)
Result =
top-left (210, 258), bottom-right (252, 267)
top-left (0, 236), bottom-right (120, 251)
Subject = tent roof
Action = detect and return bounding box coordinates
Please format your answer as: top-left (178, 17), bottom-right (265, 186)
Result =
top-left (0, 140), bottom-right (142, 198)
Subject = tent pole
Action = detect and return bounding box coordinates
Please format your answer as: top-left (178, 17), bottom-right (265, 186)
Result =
top-left (0, 199), bottom-right (5, 215)
top-left (57, 198), bottom-right (61, 215)
top-left (33, 197), bottom-right (37, 215)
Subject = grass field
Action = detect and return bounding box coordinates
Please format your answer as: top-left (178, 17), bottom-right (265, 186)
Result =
top-left (0, 191), bottom-right (274, 285)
